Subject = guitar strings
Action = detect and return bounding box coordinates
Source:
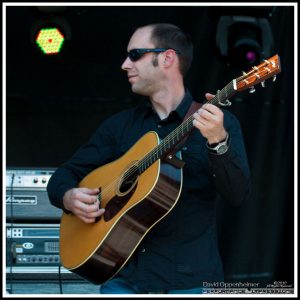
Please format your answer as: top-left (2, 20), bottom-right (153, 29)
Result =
top-left (96, 81), bottom-right (237, 202)
top-left (97, 79), bottom-right (239, 201)
top-left (97, 63), bottom-right (273, 202)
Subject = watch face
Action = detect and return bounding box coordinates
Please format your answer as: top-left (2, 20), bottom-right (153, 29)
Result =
top-left (217, 144), bottom-right (228, 154)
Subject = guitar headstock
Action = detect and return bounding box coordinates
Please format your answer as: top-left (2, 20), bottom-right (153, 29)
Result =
top-left (235, 54), bottom-right (281, 93)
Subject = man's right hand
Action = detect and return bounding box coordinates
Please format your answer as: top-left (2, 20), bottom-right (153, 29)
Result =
top-left (63, 187), bottom-right (105, 223)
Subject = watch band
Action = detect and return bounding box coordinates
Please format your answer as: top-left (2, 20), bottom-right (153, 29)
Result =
top-left (206, 133), bottom-right (230, 155)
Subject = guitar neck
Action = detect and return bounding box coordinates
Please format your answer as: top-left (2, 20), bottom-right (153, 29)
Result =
top-left (137, 54), bottom-right (281, 174)
top-left (138, 80), bottom-right (237, 173)
top-left (209, 80), bottom-right (237, 106)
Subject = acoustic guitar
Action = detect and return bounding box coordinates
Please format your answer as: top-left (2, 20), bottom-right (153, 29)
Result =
top-left (60, 55), bottom-right (281, 284)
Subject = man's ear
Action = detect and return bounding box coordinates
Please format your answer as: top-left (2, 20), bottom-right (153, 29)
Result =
top-left (162, 49), bottom-right (177, 67)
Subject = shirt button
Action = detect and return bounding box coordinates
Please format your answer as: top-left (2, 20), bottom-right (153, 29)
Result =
top-left (157, 124), bottom-right (162, 128)
top-left (182, 146), bottom-right (188, 151)
top-left (141, 248), bottom-right (146, 253)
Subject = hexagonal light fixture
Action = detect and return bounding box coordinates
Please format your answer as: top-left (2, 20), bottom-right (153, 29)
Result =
top-left (36, 27), bottom-right (65, 55)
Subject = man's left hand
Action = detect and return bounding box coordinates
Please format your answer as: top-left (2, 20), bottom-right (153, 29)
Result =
top-left (193, 93), bottom-right (227, 144)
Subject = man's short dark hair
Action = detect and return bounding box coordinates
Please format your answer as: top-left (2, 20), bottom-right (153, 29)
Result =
top-left (148, 23), bottom-right (194, 76)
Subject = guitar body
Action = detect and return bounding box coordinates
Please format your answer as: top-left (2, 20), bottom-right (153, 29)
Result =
top-left (60, 131), bottom-right (183, 284)
top-left (59, 54), bottom-right (281, 285)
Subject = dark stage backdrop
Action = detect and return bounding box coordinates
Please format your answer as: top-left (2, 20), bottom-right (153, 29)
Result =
top-left (5, 5), bottom-right (295, 289)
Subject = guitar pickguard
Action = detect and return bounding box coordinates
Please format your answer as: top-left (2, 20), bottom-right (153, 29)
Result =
top-left (104, 182), bottom-right (138, 222)
top-left (103, 162), bottom-right (140, 221)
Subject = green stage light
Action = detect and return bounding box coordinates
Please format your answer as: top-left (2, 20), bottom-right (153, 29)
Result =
top-left (35, 27), bottom-right (65, 55)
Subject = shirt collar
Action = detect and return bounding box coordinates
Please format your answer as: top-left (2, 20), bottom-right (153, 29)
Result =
top-left (141, 89), bottom-right (194, 121)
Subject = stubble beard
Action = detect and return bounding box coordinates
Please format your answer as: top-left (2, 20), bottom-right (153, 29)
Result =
top-left (131, 82), bottom-right (151, 96)
top-left (131, 56), bottom-right (159, 96)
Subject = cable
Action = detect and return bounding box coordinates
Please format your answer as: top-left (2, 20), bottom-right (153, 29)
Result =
top-left (58, 264), bottom-right (63, 294)
top-left (8, 172), bottom-right (15, 294)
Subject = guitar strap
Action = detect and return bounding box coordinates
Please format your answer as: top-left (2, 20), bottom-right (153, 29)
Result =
top-left (164, 101), bottom-right (202, 169)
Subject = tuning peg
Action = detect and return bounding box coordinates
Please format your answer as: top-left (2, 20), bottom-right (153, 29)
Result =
top-left (261, 81), bottom-right (265, 88)
top-left (273, 75), bottom-right (277, 82)
top-left (249, 86), bottom-right (256, 93)
top-left (242, 71), bottom-right (247, 76)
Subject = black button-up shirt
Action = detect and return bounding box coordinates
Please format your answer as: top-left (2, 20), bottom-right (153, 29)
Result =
top-left (47, 90), bottom-right (251, 292)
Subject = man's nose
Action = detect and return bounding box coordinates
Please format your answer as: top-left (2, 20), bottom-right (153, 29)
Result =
top-left (121, 56), bottom-right (132, 71)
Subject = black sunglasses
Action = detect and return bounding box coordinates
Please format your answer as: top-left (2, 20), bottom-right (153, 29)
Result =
top-left (127, 48), bottom-right (181, 62)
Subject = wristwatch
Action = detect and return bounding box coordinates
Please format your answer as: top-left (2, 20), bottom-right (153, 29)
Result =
top-left (206, 133), bottom-right (230, 155)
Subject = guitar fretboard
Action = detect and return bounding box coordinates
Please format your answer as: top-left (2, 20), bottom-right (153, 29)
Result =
top-left (137, 80), bottom-right (237, 174)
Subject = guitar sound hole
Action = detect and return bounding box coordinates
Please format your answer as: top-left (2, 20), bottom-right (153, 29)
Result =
top-left (119, 165), bottom-right (139, 194)
top-left (104, 165), bottom-right (139, 221)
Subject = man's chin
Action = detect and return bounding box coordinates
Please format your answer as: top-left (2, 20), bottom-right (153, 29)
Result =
top-left (131, 85), bottom-right (148, 96)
